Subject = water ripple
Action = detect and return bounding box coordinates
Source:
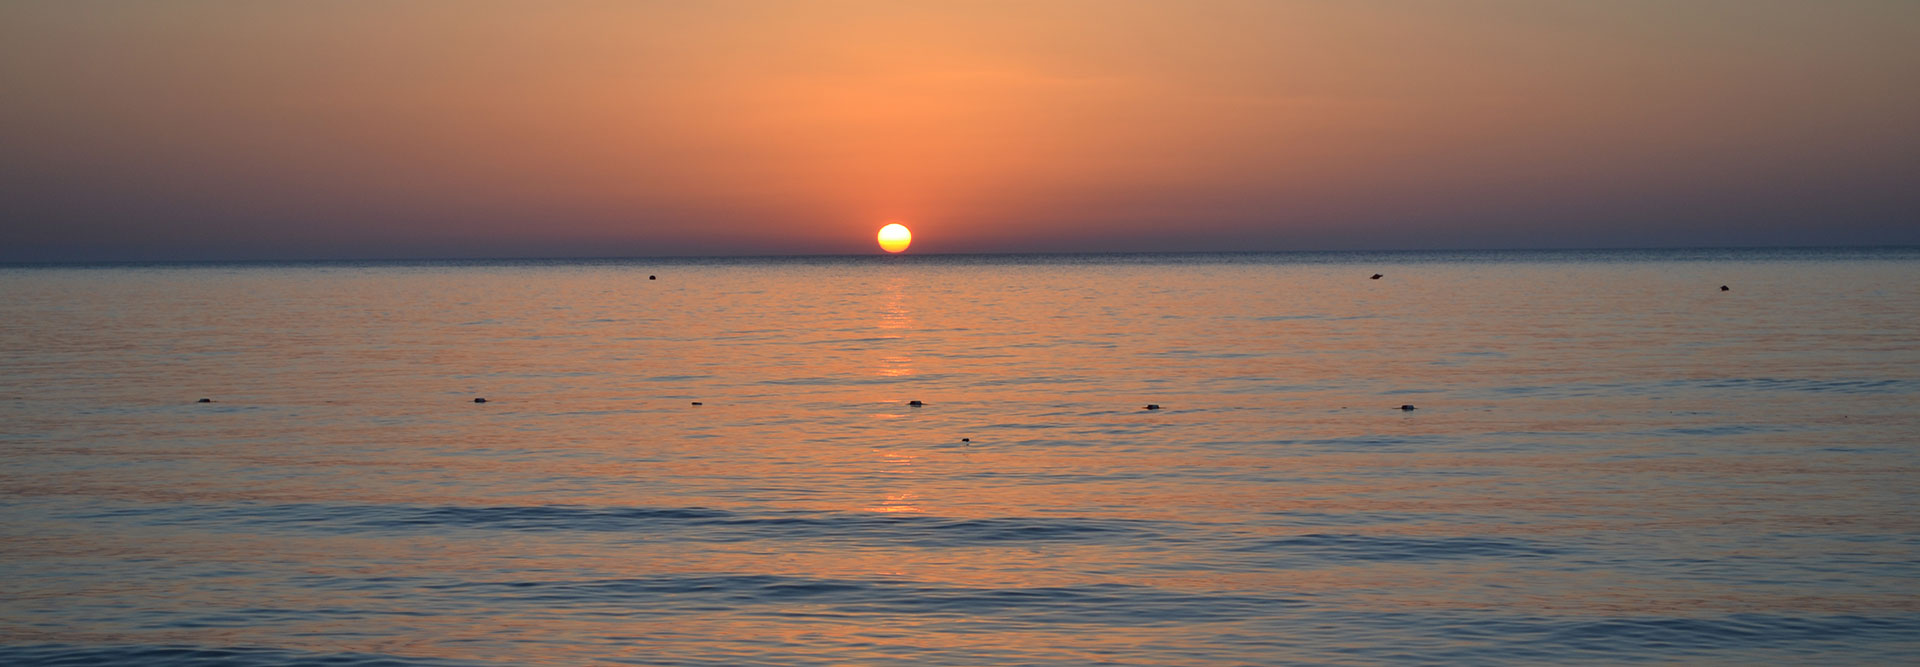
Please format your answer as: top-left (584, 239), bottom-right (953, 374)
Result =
top-left (1233, 533), bottom-right (1563, 561)
top-left (0, 644), bottom-right (487, 667)
top-left (428, 574), bottom-right (1304, 626)
top-left (85, 503), bottom-right (1164, 547)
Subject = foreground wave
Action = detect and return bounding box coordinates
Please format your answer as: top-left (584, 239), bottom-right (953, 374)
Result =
top-left (7, 606), bottom-right (1917, 665)
top-left (83, 503), bottom-right (1167, 547)
top-left (0, 645), bottom-right (487, 667)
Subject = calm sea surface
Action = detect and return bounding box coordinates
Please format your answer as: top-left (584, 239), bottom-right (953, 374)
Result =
top-left (3, 249), bottom-right (1918, 665)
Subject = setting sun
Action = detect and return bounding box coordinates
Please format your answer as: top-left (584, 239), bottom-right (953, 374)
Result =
top-left (877, 223), bottom-right (912, 253)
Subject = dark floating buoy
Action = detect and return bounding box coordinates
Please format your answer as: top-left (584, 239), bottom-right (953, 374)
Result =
top-left (473, 397), bottom-right (488, 403)
top-left (1370, 273), bottom-right (1383, 280)
top-left (1144, 404), bottom-right (1161, 410)
top-left (650, 275), bottom-right (657, 280)
top-left (908, 400), bottom-right (924, 407)
top-left (1720, 285), bottom-right (1730, 291)
top-left (691, 401), bottom-right (702, 406)
top-left (1400, 404), bottom-right (1417, 411)
top-left (197, 398), bottom-right (212, 403)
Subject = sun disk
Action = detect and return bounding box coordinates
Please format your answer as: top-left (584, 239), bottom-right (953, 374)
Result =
top-left (877, 223), bottom-right (912, 253)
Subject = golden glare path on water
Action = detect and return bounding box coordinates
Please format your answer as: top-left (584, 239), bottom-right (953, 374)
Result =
top-left (3, 253), bottom-right (1919, 664)
top-left (877, 223), bottom-right (912, 253)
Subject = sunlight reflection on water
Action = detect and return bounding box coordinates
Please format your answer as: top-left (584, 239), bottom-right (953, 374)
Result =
top-left (1, 249), bottom-right (1918, 665)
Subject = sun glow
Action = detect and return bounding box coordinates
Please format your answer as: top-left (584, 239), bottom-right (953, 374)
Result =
top-left (877, 223), bottom-right (912, 253)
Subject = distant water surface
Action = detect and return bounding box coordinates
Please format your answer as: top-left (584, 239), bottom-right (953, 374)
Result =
top-left (2, 248), bottom-right (1918, 665)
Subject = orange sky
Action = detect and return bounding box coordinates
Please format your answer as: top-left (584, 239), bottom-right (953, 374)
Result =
top-left (2, 1), bottom-right (1916, 260)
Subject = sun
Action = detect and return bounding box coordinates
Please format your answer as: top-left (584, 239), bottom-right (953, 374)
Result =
top-left (877, 223), bottom-right (912, 253)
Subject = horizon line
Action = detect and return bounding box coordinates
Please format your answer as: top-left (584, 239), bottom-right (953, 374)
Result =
top-left (5, 243), bottom-right (1918, 268)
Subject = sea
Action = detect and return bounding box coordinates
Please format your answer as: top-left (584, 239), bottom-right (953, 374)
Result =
top-left (2, 248), bottom-right (1917, 665)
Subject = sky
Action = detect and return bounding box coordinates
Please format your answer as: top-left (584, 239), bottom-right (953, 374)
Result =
top-left (2, 0), bottom-right (1916, 261)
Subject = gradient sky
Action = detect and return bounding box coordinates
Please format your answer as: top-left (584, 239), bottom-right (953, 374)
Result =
top-left (3, 1), bottom-right (1916, 261)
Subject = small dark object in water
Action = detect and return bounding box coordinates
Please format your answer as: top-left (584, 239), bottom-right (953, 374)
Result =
top-left (197, 398), bottom-right (212, 403)
top-left (691, 401), bottom-right (702, 406)
top-left (1720, 285), bottom-right (1729, 291)
top-left (961, 438), bottom-right (970, 443)
top-left (650, 275), bottom-right (657, 280)
top-left (1400, 404), bottom-right (1416, 411)
top-left (908, 400), bottom-right (924, 407)
top-left (473, 397), bottom-right (488, 403)
top-left (1144, 404), bottom-right (1161, 410)
top-left (1371, 273), bottom-right (1383, 280)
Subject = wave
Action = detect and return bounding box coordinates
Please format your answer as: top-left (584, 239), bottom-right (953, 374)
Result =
top-left (1488, 377), bottom-right (1920, 400)
top-left (0, 644), bottom-right (487, 667)
top-left (423, 574), bottom-right (1301, 627)
top-left (82, 503), bottom-right (1164, 547)
top-left (1231, 533), bottom-right (1563, 561)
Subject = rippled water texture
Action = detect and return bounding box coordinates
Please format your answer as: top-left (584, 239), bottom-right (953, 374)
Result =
top-left (3, 249), bottom-right (1918, 665)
